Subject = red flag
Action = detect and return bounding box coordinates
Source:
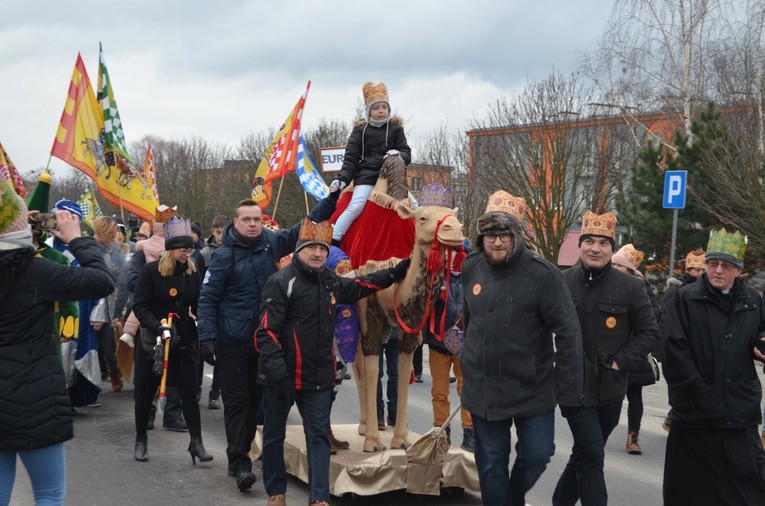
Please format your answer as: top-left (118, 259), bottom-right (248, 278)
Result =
top-left (251, 81), bottom-right (310, 209)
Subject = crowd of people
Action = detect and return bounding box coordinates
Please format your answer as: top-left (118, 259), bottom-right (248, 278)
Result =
top-left (3, 80), bottom-right (765, 506)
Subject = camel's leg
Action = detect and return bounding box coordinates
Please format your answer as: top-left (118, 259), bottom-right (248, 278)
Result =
top-left (363, 354), bottom-right (386, 452)
top-left (353, 341), bottom-right (366, 435)
top-left (390, 351), bottom-right (413, 449)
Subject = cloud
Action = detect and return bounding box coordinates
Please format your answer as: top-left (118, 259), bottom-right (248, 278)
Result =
top-left (0, 0), bottom-right (613, 176)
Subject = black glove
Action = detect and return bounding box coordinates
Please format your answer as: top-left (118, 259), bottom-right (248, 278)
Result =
top-left (390, 257), bottom-right (411, 282)
top-left (200, 340), bottom-right (215, 366)
top-left (273, 377), bottom-right (295, 405)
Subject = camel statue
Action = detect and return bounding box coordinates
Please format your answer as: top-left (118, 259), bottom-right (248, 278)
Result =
top-left (331, 156), bottom-right (464, 452)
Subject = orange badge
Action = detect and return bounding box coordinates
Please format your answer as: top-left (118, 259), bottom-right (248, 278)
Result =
top-left (342, 308), bottom-right (351, 318)
top-left (330, 294), bottom-right (336, 305)
top-left (169, 288), bottom-right (178, 297)
top-left (472, 284), bottom-right (482, 296)
top-left (605, 316), bottom-right (617, 329)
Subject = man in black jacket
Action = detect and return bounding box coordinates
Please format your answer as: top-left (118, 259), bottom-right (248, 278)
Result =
top-left (197, 197), bottom-right (336, 492)
top-left (255, 219), bottom-right (409, 506)
top-left (663, 228), bottom-right (765, 505)
top-left (553, 210), bottom-right (660, 506)
top-left (461, 191), bottom-right (583, 506)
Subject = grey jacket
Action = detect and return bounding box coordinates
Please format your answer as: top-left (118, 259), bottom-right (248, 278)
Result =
top-left (461, 243), bottom-right (584, 420)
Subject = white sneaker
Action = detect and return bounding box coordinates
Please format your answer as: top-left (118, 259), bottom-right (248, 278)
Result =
top-left (119, 332), bottom-right (135, 348)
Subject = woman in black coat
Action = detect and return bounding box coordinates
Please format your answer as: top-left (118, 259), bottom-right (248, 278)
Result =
top-left (131, 216), bottom-right (211, 465)
top-left (0, 199), bottom-right (114, 505)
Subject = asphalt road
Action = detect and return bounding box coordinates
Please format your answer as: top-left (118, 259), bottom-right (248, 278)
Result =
top-left (9, 349), bottom-right (686, 505)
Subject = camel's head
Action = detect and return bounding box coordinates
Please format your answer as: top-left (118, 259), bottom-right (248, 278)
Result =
top-left (396, 203), bottom-right (464, 252)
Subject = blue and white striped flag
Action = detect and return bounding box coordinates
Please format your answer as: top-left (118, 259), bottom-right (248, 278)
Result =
top-left (296, 135), bottom-right (329, 201)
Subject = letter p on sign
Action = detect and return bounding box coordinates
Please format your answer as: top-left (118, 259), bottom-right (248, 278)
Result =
top-left (663, 170), bottom-right (687, 209)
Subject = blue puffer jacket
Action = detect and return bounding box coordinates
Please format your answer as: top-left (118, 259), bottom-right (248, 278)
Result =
top-left (196, 198), bottom-right (336, 346)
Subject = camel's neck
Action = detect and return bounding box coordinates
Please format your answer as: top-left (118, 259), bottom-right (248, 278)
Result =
top-left (393, 246), bottom-right (444, 322)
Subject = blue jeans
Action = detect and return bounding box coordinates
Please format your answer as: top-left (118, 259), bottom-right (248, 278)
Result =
top-left (262, 386), bottom-right (332, 503)
top-left (472, 410), bottom-right (555, 506)
top-left (553, 400), bottom-right (623, 506)
top-left (0, 443), bottom-right (67, 506)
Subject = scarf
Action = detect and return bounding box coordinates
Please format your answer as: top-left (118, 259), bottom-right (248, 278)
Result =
top-left (0, 225), bottom-right (35, 251)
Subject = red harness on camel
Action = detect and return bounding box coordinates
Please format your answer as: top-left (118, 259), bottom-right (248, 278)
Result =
top-left (392, 214), bottom-right (466, 340)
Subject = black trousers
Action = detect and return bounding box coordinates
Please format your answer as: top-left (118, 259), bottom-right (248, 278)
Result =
top-left (134, 383), bottom-right (200, 439)
top-left (216, 342), bottom-right (263, 474)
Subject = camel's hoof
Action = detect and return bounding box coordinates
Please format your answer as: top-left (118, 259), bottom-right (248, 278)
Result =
top-left (357, 423), bottom-right (366, 436)
top-left (390, 436), bottom-right (411, 450)
top-left (363, 439), bottom-right (387, 453)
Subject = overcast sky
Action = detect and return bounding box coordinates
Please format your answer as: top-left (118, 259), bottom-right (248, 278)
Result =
top-left (0, 0), bottom-right (613, 177)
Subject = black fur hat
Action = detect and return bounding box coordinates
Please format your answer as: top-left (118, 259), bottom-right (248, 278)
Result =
top-left (475, 211), bottom-right (521, 249)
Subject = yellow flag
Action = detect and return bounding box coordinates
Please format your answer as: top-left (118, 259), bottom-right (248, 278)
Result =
top-left (50, 53), bottom-right (158, 221)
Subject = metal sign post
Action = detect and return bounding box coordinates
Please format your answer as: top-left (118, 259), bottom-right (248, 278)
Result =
top-left (663, 170), bottom-right (688, 277)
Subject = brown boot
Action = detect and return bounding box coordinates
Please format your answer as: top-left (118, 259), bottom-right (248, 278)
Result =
top-left (268, 495), bottom-right (286, 505)
top-left (109, 369), bottom-right (123, 393)
top-left (329, 428), bottom-right (350, 452)
top-left (626, 430), bottom-right (642, 455)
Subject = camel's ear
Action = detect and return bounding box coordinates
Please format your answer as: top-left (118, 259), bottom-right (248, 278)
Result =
top-left (396, 203), bottom-right (414, 219)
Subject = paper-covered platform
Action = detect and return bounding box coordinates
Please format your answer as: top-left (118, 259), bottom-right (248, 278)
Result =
top-left (251, 424), bottom-right (479, 497)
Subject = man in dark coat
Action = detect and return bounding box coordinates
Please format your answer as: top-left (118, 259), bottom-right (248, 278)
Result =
top-left (255, 219), bottom-right (409, 506)
top-left (461, 191), bottom-right (583, 506)
top-left (663, 229), bottom-right (765, 505)
top-left (553, 210), bottom-right (660, 506)
top-left (196, 196), bottom-right (336, 492)
top-left (659, 248), bottom-right (705, 432)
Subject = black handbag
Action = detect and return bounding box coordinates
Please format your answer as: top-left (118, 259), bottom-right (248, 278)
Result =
top-left (139, 327), bottom-right (159, 354)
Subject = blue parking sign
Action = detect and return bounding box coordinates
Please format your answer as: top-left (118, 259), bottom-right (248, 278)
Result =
top-left (663, 170), bottom-right (687, 209)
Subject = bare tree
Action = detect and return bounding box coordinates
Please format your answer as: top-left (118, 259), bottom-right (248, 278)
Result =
top-left (468, 71), bottom-right (603, 262)
top-left (581, 0), bottom-right (720, 141)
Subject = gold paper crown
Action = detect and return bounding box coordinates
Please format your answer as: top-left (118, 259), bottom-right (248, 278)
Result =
top-left (685, 250), bottom-right (706, 270)
top-left (616, 244), bottom-right (644, 268)
top-left (581, 210), bottom-right (616, 240)
top-left (707, 229), bottom-right (746, 262)
top-left (485, 190), bottom-right (526, 222)
top-left (155, 204), bottom-right (178, 224)
top-left (362, 81), bottom-right (389, 106)
top-left (297, 218), bottom-right (333, 245)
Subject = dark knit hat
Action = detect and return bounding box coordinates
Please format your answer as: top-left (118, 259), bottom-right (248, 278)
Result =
top-left (295, 218), bottom-right (332, 254)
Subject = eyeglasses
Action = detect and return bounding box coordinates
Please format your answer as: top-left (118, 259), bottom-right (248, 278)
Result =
top-left (178, 248), bottom-right (193, 254)
top-left (485, 233), bottom-right (512, 243)
top-left (706, 260), bottom-right (737, 272)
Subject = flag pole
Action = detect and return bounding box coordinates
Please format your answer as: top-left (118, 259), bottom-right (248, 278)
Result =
top-left (272, 173), bottom-right (287, 221)
top-left (304, 191), bottom-right (309, 214)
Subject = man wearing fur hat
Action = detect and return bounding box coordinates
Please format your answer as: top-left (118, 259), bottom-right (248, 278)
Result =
top-left (460, 191), bottom-right (583, 506)
top-left (329, 81), bottom-right (411, 245)
top-left (256, 219), bottom-right (410, 506)
top-left (553, 211), bottom-right (660, 506)
top-left (663, 229), bottom-right (765, 504)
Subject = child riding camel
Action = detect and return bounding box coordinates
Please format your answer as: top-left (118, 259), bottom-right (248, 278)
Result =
top-left (329, 81), bottom-right (412, 245)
